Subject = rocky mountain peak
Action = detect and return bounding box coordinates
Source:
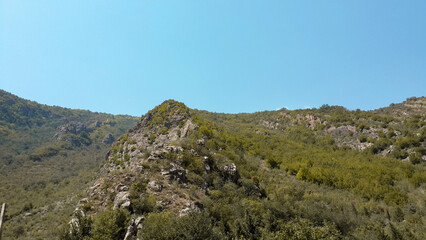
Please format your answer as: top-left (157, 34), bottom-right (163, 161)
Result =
top-left (84, 100), bottom-right (203, 222)
top-left (131, 99), bottom-right (191, 134)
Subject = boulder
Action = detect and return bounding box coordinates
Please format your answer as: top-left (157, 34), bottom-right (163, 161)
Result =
top-left (147, 181), bottom-right (163, 192)
top-left (113, 192), bottom-right (130, 210)
top-left (162, 164), bottom-right (187, 183)
top-left (117, 184), bottom-right (129, 192)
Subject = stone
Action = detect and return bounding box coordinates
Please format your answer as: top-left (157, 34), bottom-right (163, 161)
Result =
top-left (179, 202), bottom-right (201, 217)
top-left (113, 192), bottom-right (130, 210)
top-left (196, 139), bottom-right (205, 146)
top-left (117, 184), bottom-right (129, 192)
top-left (124, 216), bottom-right (145, 240)
top-left (181, 120), bottom-right (198, 138)
top-left (165, 145), bottom-right (183, 154)
top-left (203, 156), bottom-right (211, 172)
top-left (78, 198), bottom-right (88, 204)
top-left (161, 164), bottom-right (187, 183)
top-left (147, 181), bottom-right (163, 192)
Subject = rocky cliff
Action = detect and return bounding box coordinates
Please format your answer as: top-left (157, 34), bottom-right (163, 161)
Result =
top-left (75, 100), bottom-right (240, 239)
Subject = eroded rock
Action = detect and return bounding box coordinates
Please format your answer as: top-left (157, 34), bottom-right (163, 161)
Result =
top-left (113, 192), bottom-right (130, 210)
top-left (148, 181), bottom-right (163, 192)
top-left (162, 164), bottom-right (187, 183)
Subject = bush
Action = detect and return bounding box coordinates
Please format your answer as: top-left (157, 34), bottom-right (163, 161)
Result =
top-left (266, 158), bottom-right (280, 168)
top-left (138, 212), bottom-right (215, 240)
top-left (392, 148), bottom-right (408, 159)
top-left (268, 219), bottom-right (342, 240)
top-left (358, 135), bottom-right (368, 143)
top-left (358, 124), bottom-right (369, 130)
top-left (59, 211), bottom-right (93, 240)
top-left (91, 209), bottom-right (130, 240)
top-left (386, 130), bottom-right (396, 138)
top-left (409, 153), bottom-right (422, 164)
top-left (131, 194), bottom-right (156, 214)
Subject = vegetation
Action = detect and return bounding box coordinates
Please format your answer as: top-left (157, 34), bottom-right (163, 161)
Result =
top-left (1, 91), bottom-right (425, 239)
top-left (0, 90), bottom-right (138, 240)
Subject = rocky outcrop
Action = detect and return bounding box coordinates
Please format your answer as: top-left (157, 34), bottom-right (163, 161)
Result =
top-left (53, 122), bottom-right (86, 139)
top-left (161, 164), bottom-right (187, 183)
top-left (113, 192), bottom-right (130, 210)
top-left (71, 100), bottom-right (249, 239)
top-left (179, 202), bottom-right (201, 217)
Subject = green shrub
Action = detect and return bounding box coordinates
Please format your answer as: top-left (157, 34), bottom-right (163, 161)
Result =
top-left (409, 153), bottom-right (422, 164)
top-left (358, 135), bottom-right (368, 143)
top-left (131, 194), bottom-right (156, 214)
top-left (148, 134), bottom-right (156, 144)
top-left (159, 127), bottom-right (169, 135)
top-left (386, 130), bottom-right (396, 138)
top-left (91, 209), bottom-right (130, 240)
top-left (358, 123), bottom-right (369, 130)
top-left (392, 148), bottom-right (408, 159)
top-left (59, 211), bottom-right (93, 240)
top-left (268, 219), bottom-right (342, 240)
top-left (138, 212), bottom-right (215, 240)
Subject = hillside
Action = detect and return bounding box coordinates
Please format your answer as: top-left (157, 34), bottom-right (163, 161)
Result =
top-left (0, 91), bottom-right (424, 239)
top-left (0, 90), bottom-right (139, 239)
top-left (60, 99), bottom-right (425, 240)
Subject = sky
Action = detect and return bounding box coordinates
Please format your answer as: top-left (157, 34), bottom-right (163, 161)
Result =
top-left (1, 1), bottom-right (425, 116)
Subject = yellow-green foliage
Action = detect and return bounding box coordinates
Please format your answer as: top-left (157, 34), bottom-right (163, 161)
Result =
top-left (90, 209), bottom-right (130, 240)
top-left (138, 212), bottom-right (215, 240)
top-left (145, 100), bottom-right (190, 130)
top-left (195, 110), bottom-right (424, 205)
top-left (0, 90), bottom-right (138, 240)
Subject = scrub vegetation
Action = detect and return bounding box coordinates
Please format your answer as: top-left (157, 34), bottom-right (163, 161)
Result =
top-left (0, 90), bottom-right (425, 239)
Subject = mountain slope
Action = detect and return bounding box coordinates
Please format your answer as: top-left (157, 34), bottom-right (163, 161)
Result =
top-left (0, 90), bottom-right (138, 239)
top-left (62, 99), bottom-right (425, 240)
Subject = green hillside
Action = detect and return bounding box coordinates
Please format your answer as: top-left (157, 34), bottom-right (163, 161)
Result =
top-left (0, 91), bottom-right (425, 240)
top-left (0, 90), bottom-right (138, 239)
top-left (60, 100), bottom-right (425, 240)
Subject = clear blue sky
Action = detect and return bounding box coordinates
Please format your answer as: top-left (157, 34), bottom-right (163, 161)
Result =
top-left (1, 1), bottom-right (425, 116)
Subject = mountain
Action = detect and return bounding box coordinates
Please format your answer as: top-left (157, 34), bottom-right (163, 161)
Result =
top-left (0, 90), bottom-right (139, 239)
top-left (61, 99), bottom-right (425, 240)
top-left (0, 90), bottom-right (424, 239)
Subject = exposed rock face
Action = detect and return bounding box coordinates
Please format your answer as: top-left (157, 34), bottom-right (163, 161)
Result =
top-left (179, 202), bottom-right (201, 217)
top-left (84, 101), bottom-right (202, 216)
top-left (75, 100), bottom-right (245, 238)
top-left (103, 133), bottom-right (115, 144)
top-left (113, 192), bottom-right (130, 210)
top-left (260, 120), bottom-right (279, 129)
top-left (53, 122), bottom-right (86, 139)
